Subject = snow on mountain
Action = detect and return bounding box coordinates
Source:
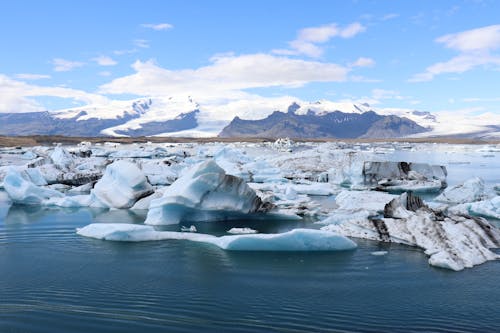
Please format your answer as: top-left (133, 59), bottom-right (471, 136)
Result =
top-left (101, 96), bottom-right (199, 136)
top-left (1, 93), bottom-right (498, 138)
top-left (294, 100), bottom-right (373, 115)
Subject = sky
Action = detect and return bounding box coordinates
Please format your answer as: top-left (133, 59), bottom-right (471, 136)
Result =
top-left (0, 0), bottom-right (499, 117)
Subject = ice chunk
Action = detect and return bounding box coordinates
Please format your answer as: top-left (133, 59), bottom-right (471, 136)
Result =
top-left (91, 160), bottom-right (153, 209)
top-left (323, 192), bottom-right (500, 271)
top-left (363, 161), bottom-right (447, 192)
top-left (77, 223), bottom-right (357, 251)
top-left (145, 160), bottom-right (273, 225)
top-left (50, 146), bottom-right (74, 169)
top-left (334, 190), bottom-right (396, 213)
top-left (44, 195), bottom-right (92, 208)
top-left (24, 168), bottom-right (48, 186)
top-left (435, 177), bottom-right (487, 204)
top-left (130, 190), bottom-right (164, 210)
top-left (449, 196), bottom-right (500, 220)
top-left (227, 227), bottom-right (258, 234)
top-left (371, 251), bottom-right (388, 256)
top-left (3, 168), bottom-right (64, 205)
top-left (181, 225), bottom-right (197, 232)
top-left (21, 151), bottom-right (37, 160)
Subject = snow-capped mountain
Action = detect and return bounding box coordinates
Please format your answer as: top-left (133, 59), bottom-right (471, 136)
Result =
top-left (0, 96), bottom-right (498, 139)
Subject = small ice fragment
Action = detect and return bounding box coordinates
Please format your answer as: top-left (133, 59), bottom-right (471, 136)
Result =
top-left (227, 227), bottom-right (258, 234)
top-left (371, 251), bottom-right (388, 256)
top-left (181, 225), bottom-right (197, 232)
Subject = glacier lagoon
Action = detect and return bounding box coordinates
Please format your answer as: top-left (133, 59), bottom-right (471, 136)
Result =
top-left (1, 141), bottom-right (500, 332)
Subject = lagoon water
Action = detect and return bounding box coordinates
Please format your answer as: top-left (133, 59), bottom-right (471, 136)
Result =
top-left (1, 145), bottom-right (500, 332)
top-left (1, 203), bottom-right (500, 332)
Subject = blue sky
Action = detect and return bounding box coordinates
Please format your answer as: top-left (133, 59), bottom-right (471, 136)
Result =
top-left (0, 0), bottom-right (499, 115)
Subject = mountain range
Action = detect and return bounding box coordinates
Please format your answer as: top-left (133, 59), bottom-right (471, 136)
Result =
top-left (0, 96), bottom-right (498, 139)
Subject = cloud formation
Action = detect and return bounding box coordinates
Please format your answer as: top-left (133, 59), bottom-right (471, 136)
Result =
top-left (99, 53), bottom-right (350, 101)
top-left (15, 73), bottom-right (51, 80)
top-left (141, 23), bottom-right (173, 31)
top-left (92, 56), bottom-right (118, 66)
top-left (52, 58), bottom-right (85, 72)
top-left (0, 74), bottom-right (108, 113)
top-left (273, 22), bottom-right (366, 58)
top-left (410, 24), bottom-right (500, 82)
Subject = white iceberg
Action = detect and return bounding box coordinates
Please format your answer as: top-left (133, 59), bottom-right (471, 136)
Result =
top-left (449, 196), bottom-right (500, 220)
top-left (334, 190), bottom-right (396, 213)
top-left (323, 192), bottom-right (500, 271)
top-left (3, 168), bottom-right (64, 205)
top-left (50, 146), bottom-right (74, 169)
top-left (91, 160), bottom-right (153, 209)
top-left (145, 160), bottom-right (272, 225)
top-left (363, 161), bottom-right (447, 192)
top-left (77, 223), bottom-right (357, 251)
top-left (435, 177), bottom-right (487, 204)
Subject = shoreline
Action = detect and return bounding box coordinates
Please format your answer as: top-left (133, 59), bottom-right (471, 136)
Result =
top-left (0, 135), bottom-right (498, 147)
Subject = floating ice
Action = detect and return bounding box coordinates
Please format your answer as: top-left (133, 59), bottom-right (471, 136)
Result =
top-left (50, 146), bottom-right (74, 169)
top-left (371, 251), bottom-right (388, 256)
top-left (91, 160), bottom-right (153, 209)
top-left (363, 161), bottom-right (447, 192)
top-left (227, 227), bottom-right (258, 234)
top-left (145, 160), bottom-right (272, 225)
top-left (435, 177), bottom-right (487, 204)
top-left (77, 223), bottom-right (357, 251)
top-left (334, 190), bottom-right (396, 213)
top-left (449, 196), bottom-right (500, 220)
top-left (323, 192), bottom-right (500, 271)
top-left (3, 168), bottom-right (64, 205)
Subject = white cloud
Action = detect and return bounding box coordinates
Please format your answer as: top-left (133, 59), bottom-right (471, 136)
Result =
top-left (381, 13), bottom-right (399, 21)
top-left (141, 23), bottom-right (173, 31)
top-left (436, 24), bottom-right (500, 52)
top-left (0, 74), bottom-right (108, 113)
top-left (134, 39), bottom-right (150, 48)
top-left (410, 25), bottom-right (500, 81)
top-left (272, 22), bottom-right (366, 58)
top-left (15, 73), bottom-right (51, 80)
top-left (52, 58), bottom-right (85, 72)
top-left (409, 53), bottom-right (500, 82)
top-left (92, 56), bottom-right (117, 66)
top-left (99, 54), bottom-right (349, 101)
top-left (98, 71), bottom-right (112, 77)
top-left (349, 57), bottom-right (375, 67)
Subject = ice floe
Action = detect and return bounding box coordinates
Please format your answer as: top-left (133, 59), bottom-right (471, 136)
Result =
top-left (77, 223), bottom-right (357, 251)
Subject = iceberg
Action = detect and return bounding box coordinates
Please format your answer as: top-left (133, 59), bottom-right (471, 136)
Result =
top-left (77, 223), bottom-right (357, 251)
top-left (435, 177), bottom-right (487, 204)
top-left (50, 146), bottom-right (74, 169)
top-left (91, 160), bottom-right (153, 209)
top-left (145, 160), bottom-right (273, 225)
top-left (363, 161), bottom-right (447, 192)
top-left (334, 190), bottom-right (396, 213)
top-left (3, 168), bottom-right (64, 205)
top-left (449, 196), bottom-right (500, 220)
top-left (323, 192), bottom-right (500, 271)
